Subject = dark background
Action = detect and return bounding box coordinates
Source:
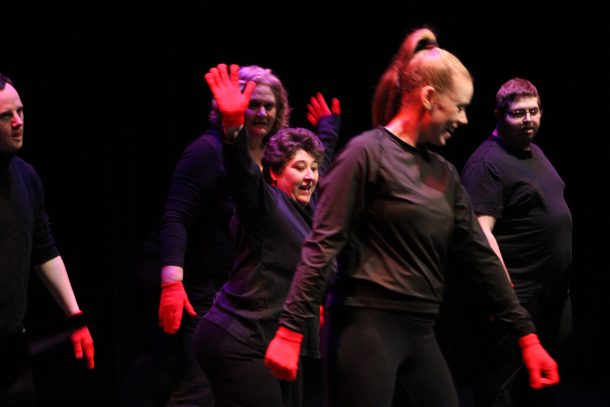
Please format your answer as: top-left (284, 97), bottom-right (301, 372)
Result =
top-left (3, 9), bottom-right (605, 406)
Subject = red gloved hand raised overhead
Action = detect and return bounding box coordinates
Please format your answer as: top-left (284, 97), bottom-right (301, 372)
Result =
top-left (306, 92), bottom-right (341, 128)
top-left (67, 311), bottom-right (95, 369)
top-left (518, 333), bottom-right (560, 389)
top-left (158, 281), bottom-right (196, 334)
top-left (264, 326), bottom-right (303, 382)
top-left (204, 63), bottom-right (256, 128)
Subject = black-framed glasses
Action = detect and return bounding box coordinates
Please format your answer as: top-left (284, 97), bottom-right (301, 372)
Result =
top-left (506, 107), bottom-right (541, 119)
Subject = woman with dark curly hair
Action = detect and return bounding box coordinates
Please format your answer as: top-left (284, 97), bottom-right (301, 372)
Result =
top-left (155, 62), bottom-right (339, 406)
top-left (155, 64), bottom-right (293, 407)
top-left (193, 63), bottom-right (340, 407)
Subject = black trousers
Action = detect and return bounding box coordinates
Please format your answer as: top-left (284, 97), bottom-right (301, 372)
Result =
top-left (193, 318), bottom-right (303, 407)
top-left (0, 331), bottom-right (35, 407)
top-left (165, 306), bottom-right (215, 407)
top-left (472, 282), bottom-right (571, 407)
top-left (322, 307), bottom-right (458, 407)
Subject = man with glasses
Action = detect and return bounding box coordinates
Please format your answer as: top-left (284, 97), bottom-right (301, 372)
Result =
top-left (461, 78), bottom-right (572, 406)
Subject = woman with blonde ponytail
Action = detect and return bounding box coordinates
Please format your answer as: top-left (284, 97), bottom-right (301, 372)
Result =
top-left (265, 27), bottom-right (559, 407)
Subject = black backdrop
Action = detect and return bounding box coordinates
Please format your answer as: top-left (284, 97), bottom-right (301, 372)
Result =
top-left (3, 9), bottom-right (605, 406)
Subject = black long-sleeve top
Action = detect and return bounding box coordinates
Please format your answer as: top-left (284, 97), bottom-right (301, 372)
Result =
top-left (159, 128), bottom-right (235, 303)
top-left (204, 116), bottom-right (339, 358)
top-left (279, 128), bottom-right (535, 337)
top-left (0, 154), bottom-right (59, 336)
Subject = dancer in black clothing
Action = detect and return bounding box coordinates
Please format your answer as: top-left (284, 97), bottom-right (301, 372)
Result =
top-left (156, 64), bottom-right (339, 406)
top-left (156, 65), bottom-right (290, 406)
top-left (462, 78), bottom-right (572, 407)
top-left (193, 63), bottom-right (340, 407)
top-left (264, 28), bottom-right (559, 407)
top-left (0, 73), bottom-right (94, 407)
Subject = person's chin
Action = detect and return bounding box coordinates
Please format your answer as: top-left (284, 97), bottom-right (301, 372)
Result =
top-left (247, 126), bottom-right (270, 138)
top-left (296, 195), bottom-right (311, 205)
top-left (3, 141), bottom-right (23, 153)
top-left (431, 134), bottom-right (449, 147)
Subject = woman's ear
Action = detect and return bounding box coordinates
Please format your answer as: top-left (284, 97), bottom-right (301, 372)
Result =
top-left (270, 168), bottom-right (280, 185)
top-left (420, 85), bottom-right (435, 111)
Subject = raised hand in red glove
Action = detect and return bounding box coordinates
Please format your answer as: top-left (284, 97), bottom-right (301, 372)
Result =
top-left (68, 311), bottom-right (95, 369)
top-left (264, 326), bottom-right (303, 382)
top-left (204, 63), bottom-right (256, 128)
top-left (306, 92), bottom-right (341, 128)
top-left (518, 333), bottom-right (560, 389)
top-left (158, 281), bottom-right (196, 334)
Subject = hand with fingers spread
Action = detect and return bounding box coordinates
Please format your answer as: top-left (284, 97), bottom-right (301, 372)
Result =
top-left (306, 92), bottom-right (341, 128)
top-left (204, 63), bottom-right (256, 129)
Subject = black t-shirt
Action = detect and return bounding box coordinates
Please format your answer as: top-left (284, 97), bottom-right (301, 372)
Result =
top-left (462, 135), bottom-right (572, 295)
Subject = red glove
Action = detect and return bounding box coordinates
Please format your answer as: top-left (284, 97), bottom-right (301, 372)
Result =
top-left (68, 311), bottom-right (95, 369)
top-left (264, 326), bottom-right (303, 381)
top-left (518, 333), bottom-right (560, 389)
top-left (320, 305), bottom-right (325, 328)
top-left (306, 92), bottom-right (341, 128)
top-left (158, 281), bottom-right (196, 334)
top-left (204, 63), bottom-right (256, 128)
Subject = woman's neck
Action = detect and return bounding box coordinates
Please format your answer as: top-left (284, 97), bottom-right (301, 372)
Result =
top-left (384, 114), bottom-right (420, 147)
top-left (248, 135), bottom-right (265, 170)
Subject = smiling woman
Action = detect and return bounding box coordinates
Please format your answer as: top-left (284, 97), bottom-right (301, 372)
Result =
top-left (264, 27), bottom-right (559, 407)
top-left (156, 64), bottom-right (292, 407)
top-left (192, 64), bottom-right (340, 407)
top-left (264, 128), bottom-right (324, 205)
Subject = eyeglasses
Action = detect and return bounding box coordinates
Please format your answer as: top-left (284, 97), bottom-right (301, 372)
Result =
top-left (506, 107), bottom-right (541, 119)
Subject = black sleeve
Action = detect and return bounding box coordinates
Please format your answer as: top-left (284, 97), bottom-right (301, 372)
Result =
top-left (279, 136), bottom-right (373, 333)
top-left (30, 168), bottom-right (59, 266)
top-left (159, 134), bottom-right (222, 267)
top-left (451, 173), bottom-right (535, 337)
top-left (316, 114), bottom-right (341, 174)
top-left (461, 157), bottom-right (503, 218)
top-left (222, 128), bottom-right (268, 218)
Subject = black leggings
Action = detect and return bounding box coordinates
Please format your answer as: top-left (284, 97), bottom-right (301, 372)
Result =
top-left (322, 307), bottom-right (458, 407)
top-left (193, 318), bottom-right (303, 407)
top-left (0, 331), bottom-right (35, 407)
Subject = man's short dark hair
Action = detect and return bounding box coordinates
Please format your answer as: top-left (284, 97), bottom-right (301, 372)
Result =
top-left (0, 73), bottom-right (14, 91)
